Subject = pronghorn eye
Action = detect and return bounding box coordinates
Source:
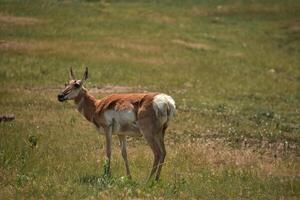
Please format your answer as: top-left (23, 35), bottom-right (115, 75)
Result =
top-left (74, 83), bottom-right (80, 88)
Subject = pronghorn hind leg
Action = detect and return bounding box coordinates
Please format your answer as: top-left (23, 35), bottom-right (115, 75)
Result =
top-left (138, 109), bottom-right (166, 181)
top-left (118, 135), bottom-right (131, 179)
top-left (147, 135), bottom-right (161, 181)
top-left (140, 126), bottom-right (162, 181)
top-left (162, 124), bottom-right (168, 139)
top-left (154, 129), bottom-right (167, 181)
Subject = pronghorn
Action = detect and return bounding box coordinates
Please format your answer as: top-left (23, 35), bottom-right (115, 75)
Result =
top-left (57, 67), bottom-right (176, 180)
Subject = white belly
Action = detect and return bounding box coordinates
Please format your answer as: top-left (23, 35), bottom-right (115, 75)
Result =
top-left (103, 109), bottom-right (141, 136)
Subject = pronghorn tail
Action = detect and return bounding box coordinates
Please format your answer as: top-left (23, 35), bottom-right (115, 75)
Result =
top-left (153, 93), bottom-right (176, 125)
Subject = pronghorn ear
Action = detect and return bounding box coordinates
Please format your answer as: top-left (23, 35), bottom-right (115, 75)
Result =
top-left (69, 67), bottom-right (76, 80)
top-left (82, 67), bottom-right (88, 82)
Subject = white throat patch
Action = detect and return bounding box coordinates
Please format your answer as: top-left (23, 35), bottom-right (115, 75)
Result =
top-left (76, 97), bottom-right (85, 113)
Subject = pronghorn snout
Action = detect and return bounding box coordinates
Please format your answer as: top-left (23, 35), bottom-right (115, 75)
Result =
top-left (57, 93), bottom-right (65, 102)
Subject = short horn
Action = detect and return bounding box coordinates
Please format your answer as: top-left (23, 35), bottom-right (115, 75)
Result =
top-left (82, 67), bottom-right (88, 81)
top-left (69, 67), bottom-right (76, 80)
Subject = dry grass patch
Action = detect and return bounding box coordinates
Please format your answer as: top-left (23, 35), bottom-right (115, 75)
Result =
top-left (168, 137), bottom-right (299, 178)
top-left (109, 40), bottom-right (162, 54)
top-left (145, 12), bottom-right (177, 25)
top-left (99, 37), bottom-right (163, 54)
top-left (89, 85), bottom-right (146, 95)
top-left (284, 20), bottom-right (300, 33)
top-left (172, 39), bottom-right (214, 51)
top-left (191, 3), bottom-right (293, 17)
top-left (0, 39), bottom-right (178, 65)
top-left (20, 85), bottom-right (146, 95)
top-left (0, 39), bottom-right (119, 61)
top-left (131, 56), bottom-right (170, 66)
top-left (0, 14), bottom-right (41, 25)
top-left (213, 3), bottom-right (285, 16)
top-left (226, 52), bottom-right (246, 58)
top-left (35, 39), bottom-right (161, 62)
top-left (0, 40), bottom-right (45, 53)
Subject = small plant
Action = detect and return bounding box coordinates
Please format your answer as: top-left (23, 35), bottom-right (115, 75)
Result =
top-left (103, 159), bottom-right (110, 177)
top-left (16, 174), bottom-right (30, 187)
top-left (168, 172), bottom-right (187, 198)
top-left (28, 135), bottom-right (38, 148)
top-left (250, 109), bottom-right (275, 124)
top-left (216, 104), bottom-right (226, 113)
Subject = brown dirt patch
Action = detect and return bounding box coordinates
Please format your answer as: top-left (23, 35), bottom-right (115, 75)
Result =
top-left (0, 14), bottom-right (41, 25)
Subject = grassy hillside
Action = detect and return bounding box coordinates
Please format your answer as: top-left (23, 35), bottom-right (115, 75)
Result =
top-left (0, 0), bottom-right (299, 199)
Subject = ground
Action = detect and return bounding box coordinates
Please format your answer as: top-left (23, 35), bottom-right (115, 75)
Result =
top-left (0, 0), bottom-right (299, 199)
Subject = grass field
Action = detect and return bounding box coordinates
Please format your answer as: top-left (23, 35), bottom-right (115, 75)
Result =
top-left (0, 0), bottom-right (300, 199)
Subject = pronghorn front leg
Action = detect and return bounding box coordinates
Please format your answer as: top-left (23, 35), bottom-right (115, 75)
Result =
top-left (103, 120), bottom-right (114, 176)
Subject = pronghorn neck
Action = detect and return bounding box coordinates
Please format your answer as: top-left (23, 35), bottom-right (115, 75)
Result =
top-left (74, 88), bottom-right (97, 122)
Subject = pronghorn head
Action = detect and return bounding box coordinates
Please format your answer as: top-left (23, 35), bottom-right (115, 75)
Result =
top-left (57, 67), bottom-right (88, 102)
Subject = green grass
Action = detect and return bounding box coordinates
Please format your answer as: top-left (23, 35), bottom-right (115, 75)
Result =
top-left (0, 0), bottom-right (299, 199)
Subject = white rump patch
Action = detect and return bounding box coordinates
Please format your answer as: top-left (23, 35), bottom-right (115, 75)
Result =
top-left (153, 93), bottom-right (176, 124)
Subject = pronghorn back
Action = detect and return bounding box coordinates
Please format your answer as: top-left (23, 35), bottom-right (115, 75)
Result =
top-left (96, 93), bottom-right (158, 113)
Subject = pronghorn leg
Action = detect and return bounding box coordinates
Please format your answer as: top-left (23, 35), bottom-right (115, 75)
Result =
top-left (155, 125), bottom-right (168, 180)
top-left (118, 135), bottom-right (131, 179)
top-left (141, 129), bottom-right (162, 181)
top-left (154, 130), bottom-right (166, 181)
top-left (148, 138), bottom-right (161, 181)
top-left (104, 124), bottom-right (113, 176)
top-left (138, 111), bottom-right (164, 181)
top-left (162, 124), bottom-right (168, 139)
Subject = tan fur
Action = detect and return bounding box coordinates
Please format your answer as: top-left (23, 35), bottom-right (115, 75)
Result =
top-left (74, 90), bottom-right (159, 129)
top-left (74, 89), bottom-right (97, 122)
top-left (96, 93), bottom-right (158, 122)
top-left (58, 68), bottom-right (174, 181)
